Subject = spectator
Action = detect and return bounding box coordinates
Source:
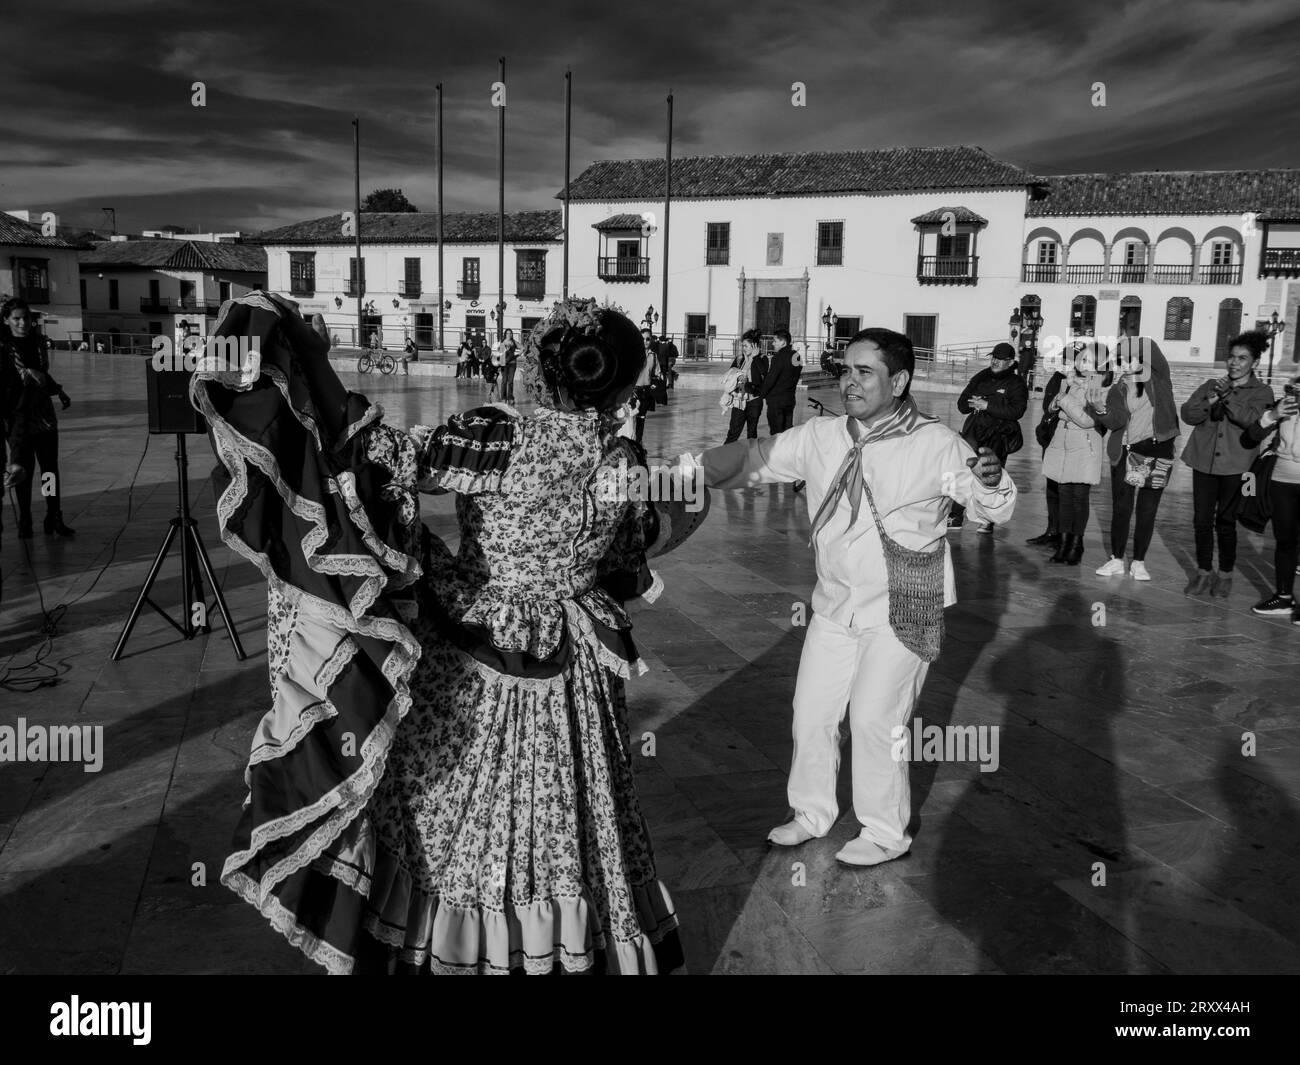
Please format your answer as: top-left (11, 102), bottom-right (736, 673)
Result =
top-left (724, 329), bottom-right (768, 443)
top-left (1244, 375), bottom-right (1300, 623)
top-left (1093, 337), bottom-right (1180, 582)
top-left (949, 342), bottom-right (1027, 532)
top-left (658, 333), bottom-right (679, 389)
top-left (500, 328), bottom-right (518, 404)
top-left (758, 328), bottom-right (803, 436)
top-left (1178, 331), bottom-right (1275, 597)
top-left (2, 297), bottom-right (74, 538)
top-left (1041, 340), bottom-right (1111, 565)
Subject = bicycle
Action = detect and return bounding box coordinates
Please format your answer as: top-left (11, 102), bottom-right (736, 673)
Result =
top-left (357, 350), bottom-right (397, 375)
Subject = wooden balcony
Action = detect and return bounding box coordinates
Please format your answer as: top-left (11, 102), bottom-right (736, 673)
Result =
top-left (1262, 248), bottom-right (1300, 277)
top-left (399, 279), bottom-right (421, 297)
top-left (917, 255), bottom-right (978, 285)
top-left (515, 280), bottom-right (546, 301)
top-left (140, 296), bottom-right (222, 315)
top-left (456, 280), bottom-right (480, 299)
top-left (598, 256), bottom-right (650, 282)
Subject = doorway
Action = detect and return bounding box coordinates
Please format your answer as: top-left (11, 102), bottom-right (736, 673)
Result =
top-left (756, 297), bottom-right (790, 342)
top-left (904, 315), bottom-right (937, 358)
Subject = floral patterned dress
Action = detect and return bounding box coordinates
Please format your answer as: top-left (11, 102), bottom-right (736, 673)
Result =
top-left (360, 405), bottom-right (680, 974)
top-left (193, 292), bottom-right (683, 975)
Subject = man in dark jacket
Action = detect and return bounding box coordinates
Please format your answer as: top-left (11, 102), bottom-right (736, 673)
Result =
top-left (949, 342), bottom-right (1028, 531)
top-left (657, 334), bottom-right (679, 389)
top-left (758, 328), bottom-right (803, 435)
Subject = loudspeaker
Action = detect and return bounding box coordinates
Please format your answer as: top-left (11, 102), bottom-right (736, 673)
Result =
top-left (146, 365), bottom-right (206, 435)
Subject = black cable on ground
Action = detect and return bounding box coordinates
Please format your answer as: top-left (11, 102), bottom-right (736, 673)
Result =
top-left (0, 434), bottom-right (152, 693)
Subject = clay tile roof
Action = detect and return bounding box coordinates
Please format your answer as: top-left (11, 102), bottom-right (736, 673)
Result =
top-left (562, 146), bottom-right (1040, 201)
top-left (592, 213), bottom-right (647, 231)
top-left (253, 210), bottom-right (564, 245)
top-left (910, 206), bottom-right (989, 226)
top-left (1027, 170), bottom-right (1300, 217)
top-left (0, 213), bottom-right (78, 249)
top-left (78, 239), bottom-right (267, 272)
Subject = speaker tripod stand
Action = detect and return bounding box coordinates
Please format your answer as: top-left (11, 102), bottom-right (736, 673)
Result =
top-left (112, 434), bottom-right (246, 661)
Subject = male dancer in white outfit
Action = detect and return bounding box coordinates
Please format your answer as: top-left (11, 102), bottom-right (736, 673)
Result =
top-left (690, 328), bottom-right (1017, 865)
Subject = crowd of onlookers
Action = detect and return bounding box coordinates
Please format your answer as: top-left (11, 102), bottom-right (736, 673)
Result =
top-left (952, 330), bottom-right (1300, 625)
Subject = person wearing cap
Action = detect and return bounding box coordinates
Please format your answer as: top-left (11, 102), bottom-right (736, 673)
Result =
top-left (949, 342), bottom-right (1027, 532)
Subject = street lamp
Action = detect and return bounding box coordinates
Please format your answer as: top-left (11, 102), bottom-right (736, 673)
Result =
top-left (643, 305), bottom-right (659, 331)
top-left (821, 306), bottom-right (837, 350)
top-left (1264, 309), bottom-right (1288, 382)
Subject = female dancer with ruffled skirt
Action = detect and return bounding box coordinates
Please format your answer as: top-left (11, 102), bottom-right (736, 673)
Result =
top-left (191, 293), bottom-right (691, 974)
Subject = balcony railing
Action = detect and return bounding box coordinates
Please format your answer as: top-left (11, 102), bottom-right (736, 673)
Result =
top-left (457, 280), bottom-right (480, 299)
top-left (289, 283), bottom-right (315, 298)
top-left (917, 255), bottom-right (978, 284)
top-left (1199, 264), bottom-right (1242, 284)
top-left (1110, 265), bottom-right (1148, 284)
top-left (1019, 263), bottom-right (1241, 285)
top-left (1263, 248), bottom-right (1300, 276)
top-left (1021, 264), bottom-right (1060, 283)
top-left (598, 256), bottom-right (651, 282)
top-left (515, 280), bottom-right (546, 301)
top-left (399, 279), bottom-right (421, 297)
top-left (1064, 264), bottom-right (1106, 283)
top-left (705, 248), bottom-right (729, 266)
top-left (17, 286), bottom-right (49, 305)
top-left (140, 296), bottom-right (222, 315)
top-left (345, 281), bottom-right (364, 297)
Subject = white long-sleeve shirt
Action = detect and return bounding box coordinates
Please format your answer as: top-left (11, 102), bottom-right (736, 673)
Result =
top-left (697, 412), bottom-right (1017, 629)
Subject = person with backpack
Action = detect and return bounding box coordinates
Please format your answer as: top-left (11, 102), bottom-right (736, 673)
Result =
top-left (948, 342), bottom-right (1027, 533)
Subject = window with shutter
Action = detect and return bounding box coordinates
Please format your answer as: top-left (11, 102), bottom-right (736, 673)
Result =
top-left (1164, 297), bottom-right (1193, 341)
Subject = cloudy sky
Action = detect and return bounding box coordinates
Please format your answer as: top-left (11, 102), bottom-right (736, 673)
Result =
top-left (3, 0), bottom-right (1297, 235)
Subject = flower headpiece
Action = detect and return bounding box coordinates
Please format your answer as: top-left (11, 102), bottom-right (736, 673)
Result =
top-left (520, 295), bottom-right (627, 409)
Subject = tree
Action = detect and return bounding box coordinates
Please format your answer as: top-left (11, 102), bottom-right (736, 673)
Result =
top-left (362, 188), bottom-right (419, 212)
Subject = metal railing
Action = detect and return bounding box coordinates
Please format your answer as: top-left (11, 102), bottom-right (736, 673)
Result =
top-left (917, 255), bottom-right (979, 283)
top-left (140, 296), bottom-right (223, 315)
top-left (1020, 263), bottom-right (1242, 285)
top-left (597, 256), bottom-right (650, 281)
top-left (456, 280), bottom-right (480, 299)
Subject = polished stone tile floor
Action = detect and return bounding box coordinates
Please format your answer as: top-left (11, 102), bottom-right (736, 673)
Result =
top-left (1, 353), bottom-right (1297, 974)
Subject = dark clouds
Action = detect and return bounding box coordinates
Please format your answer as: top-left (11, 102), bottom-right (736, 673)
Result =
top-left (3, 0), bottom-right (1297, 234)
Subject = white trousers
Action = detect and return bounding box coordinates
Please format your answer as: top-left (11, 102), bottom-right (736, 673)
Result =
top-left (788, 613), bottom-right (930, 848)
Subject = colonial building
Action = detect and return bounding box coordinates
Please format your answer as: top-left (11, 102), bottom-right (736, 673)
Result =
top-left (1, 211), bottom-right (83, 343)
top-left (254, 211), bottom-right (563, 349)
top-left (562, 146), bottom-right (1043, 357)
top-left (1019, 169), bottom-right (1300, 368)
top-left (79, 238), bottom-right (267, 348)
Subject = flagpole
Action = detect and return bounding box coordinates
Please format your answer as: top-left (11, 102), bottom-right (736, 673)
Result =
top-left (563, 70), bottom-right (572, 299)
top-left (353, 117), bottom-right (363, 348)
top-left (436, 83), bottom-right (445, 350)
top-left (662, 92), bottom-right (673, 343)
top-left (497, 56), bottom-right (506, 342)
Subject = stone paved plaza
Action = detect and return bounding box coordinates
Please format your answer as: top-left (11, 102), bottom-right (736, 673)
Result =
top-left (1, 351), bottom-right (1298, 974)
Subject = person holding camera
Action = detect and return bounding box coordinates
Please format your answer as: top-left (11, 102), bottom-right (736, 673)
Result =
top-left (1245, 374), bottom-right (1300, 622)
top-left (1178, 332), bottom-right (1275, 597)
top-left (1092, 337), bottom-right (1180, 582)
top-left (949, 342), bottom-right (1027, 532)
